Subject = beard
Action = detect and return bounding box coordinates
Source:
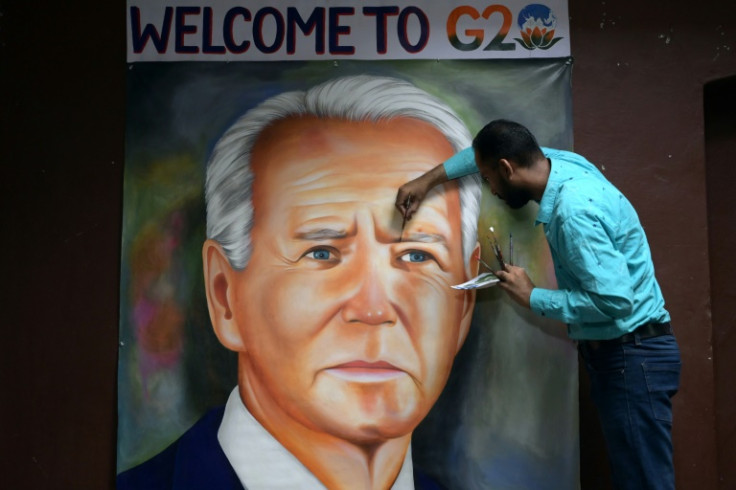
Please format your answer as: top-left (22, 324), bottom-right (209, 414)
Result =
top-left (499, 180), bottom-right (533, 209)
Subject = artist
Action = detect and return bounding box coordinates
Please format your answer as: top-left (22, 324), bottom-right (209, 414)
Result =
top-left (117, 75), bottom-right (482, 490)
top-left (396, 119), bottom-right (681, 490)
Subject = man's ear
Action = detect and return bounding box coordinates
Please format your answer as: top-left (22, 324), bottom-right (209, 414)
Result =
top-left (457, 241), bottom-right (481, 352)
top-left (498, 158), bottom-right (514, 180)
top-left (202, 239), bottom-right (246, 352)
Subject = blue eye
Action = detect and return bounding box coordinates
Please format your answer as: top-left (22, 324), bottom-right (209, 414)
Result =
top-left (400, 251), bottom-right (430, 263)
top-left (307, 248), bottom-right (333, 261)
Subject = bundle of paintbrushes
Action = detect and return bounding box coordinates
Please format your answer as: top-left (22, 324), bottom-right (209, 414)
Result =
top-left (452, 228), bottom-right (512, 290)
top-left (488, 227), bottom-right (513, 270)
top-left (451, 226), bottom-right (513, 289)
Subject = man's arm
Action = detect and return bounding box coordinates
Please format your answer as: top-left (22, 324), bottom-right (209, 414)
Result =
top-left (395, 163), bottom-right (449, 220)
top-left (497, 212), bottom-right (635, 324)
top-left (530, 213), bottom-right (634, 323)
top-left (395, 147), bottom-right (477, 219)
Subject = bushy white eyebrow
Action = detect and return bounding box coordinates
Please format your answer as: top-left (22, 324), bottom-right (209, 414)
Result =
top-left (407, 232), bottom-right (445, 243)
top-left (295, 228), bottom-right (348, 240)
top-left (403, 232), bottom-right (449, 251)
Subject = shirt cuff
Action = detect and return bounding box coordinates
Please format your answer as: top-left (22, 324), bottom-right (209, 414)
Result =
top-left (529, 287), bottom-right (555, 318)
top-left (443, 147), bottom-right (477, 179)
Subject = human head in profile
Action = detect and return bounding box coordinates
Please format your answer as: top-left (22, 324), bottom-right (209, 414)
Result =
top-left (117, 75), bottom-right (482, 490)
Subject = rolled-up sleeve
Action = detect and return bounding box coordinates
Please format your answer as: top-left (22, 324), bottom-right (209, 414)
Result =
top-left (443, 147), bottom-right (477, 180)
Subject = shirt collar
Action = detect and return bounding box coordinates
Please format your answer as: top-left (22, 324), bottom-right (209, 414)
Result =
top-left (535, 156), bottom-right (565, 226)
top-left (217, 388), bottom-right (415, 490)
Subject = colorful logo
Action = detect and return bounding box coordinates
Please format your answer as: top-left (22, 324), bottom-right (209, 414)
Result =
top-left (515, 4), bottom-right (563, 50)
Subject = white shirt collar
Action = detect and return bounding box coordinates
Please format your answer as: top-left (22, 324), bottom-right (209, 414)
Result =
top-left (217, 388), bottom-right (416, 490)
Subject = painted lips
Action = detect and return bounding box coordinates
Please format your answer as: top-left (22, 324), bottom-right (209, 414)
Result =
top-left (325, 360), bottom-right (407, 382)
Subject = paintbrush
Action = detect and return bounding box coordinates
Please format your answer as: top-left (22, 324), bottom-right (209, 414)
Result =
top-left (489, 226), bottom-right (506, 270)
top-left (509, 233), bottom-right (514, 266)
top-left (474, 251), bottom-right (496, 272)
top-left (399, 196), bottom-right (413, 242)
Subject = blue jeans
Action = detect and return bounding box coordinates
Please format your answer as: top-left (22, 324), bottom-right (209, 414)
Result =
top-left (579, 334), bottom-right (681, 490)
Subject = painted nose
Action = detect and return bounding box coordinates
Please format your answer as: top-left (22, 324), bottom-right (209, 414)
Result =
top-left (341, 264), bottom-right (397, 326)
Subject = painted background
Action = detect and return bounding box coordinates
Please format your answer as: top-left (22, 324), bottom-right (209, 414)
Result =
top-left (118, 59), bottom-right (577, 489)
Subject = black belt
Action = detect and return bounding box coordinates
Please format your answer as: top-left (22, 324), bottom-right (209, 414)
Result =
top-left (581, 322), bottom-right (673, 350)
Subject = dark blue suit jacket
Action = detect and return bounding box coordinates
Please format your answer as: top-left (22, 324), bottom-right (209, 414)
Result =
top-left (117, 407), bottom-right (444, 489)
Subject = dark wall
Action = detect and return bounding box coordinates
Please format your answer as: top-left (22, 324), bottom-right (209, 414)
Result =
top-left (1, 1), bottom-right (734, 489)
top-left (704, 75), bottom-right (736, 490)
top-left (1, 2), bottom-right (124, 489)
top-left (568, 1), bottom-right (736, 488)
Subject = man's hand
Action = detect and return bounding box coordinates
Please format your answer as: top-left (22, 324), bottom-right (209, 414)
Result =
top-left (395, 163), bottom-right (449, 220)
top-left (495, 264), bottom-right (535, 309)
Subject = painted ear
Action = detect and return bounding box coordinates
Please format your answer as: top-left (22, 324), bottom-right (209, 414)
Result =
top-left (202, 239), bottom-right (246, 352)
top-left (466, 241), bottom-right (481, 281)
top-left (457, 241), bottom-right (481, 352)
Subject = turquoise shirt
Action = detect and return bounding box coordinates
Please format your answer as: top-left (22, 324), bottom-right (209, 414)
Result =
top-left (443, 147), bottom-right (477, 179)
top-left (444, 147), bottom-right (670, 340)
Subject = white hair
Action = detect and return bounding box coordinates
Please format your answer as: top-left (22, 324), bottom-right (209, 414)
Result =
top-left (205, 75), bottom-right (482, 270)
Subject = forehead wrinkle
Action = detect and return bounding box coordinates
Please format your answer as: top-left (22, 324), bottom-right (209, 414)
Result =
top-left (282, 153), bottom-right (442, 190)
top-left (288, 169), bottom-right (334, 188)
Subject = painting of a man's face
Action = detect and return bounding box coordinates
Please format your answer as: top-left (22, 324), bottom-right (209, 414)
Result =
top-left (206, 115), bottom-right (478, 444)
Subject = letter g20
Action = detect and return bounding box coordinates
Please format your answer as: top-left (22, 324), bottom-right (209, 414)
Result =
top-left (447, 5), bottom-right (515, 51)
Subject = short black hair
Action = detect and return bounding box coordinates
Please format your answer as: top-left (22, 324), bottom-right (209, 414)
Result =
top-left (472, 119), bottom-right (543, 168)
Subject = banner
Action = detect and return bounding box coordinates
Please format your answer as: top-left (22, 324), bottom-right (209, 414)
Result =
top-left (119, 2), bottom-right (577, 489)
top-left (127, 0), bottom-right (570, 61)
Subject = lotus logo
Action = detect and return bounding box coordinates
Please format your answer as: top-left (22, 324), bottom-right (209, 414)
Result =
top-left (515, 4), bottom-right (564, 50)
